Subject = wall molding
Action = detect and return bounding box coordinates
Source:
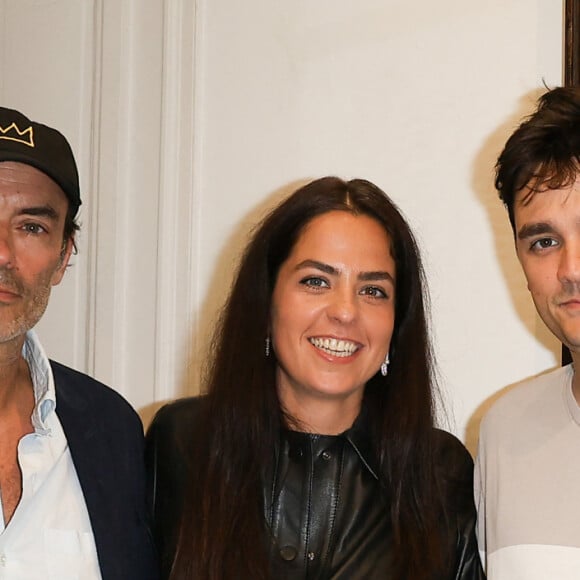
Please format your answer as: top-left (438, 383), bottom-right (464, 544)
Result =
top-left (84, 0), bottom-right (200, 409)
top-left (154, 0), bottom-right (200, 400)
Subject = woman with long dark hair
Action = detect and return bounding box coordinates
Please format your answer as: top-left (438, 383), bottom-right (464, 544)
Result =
top-left (146, 177), bottom-right (484, 580)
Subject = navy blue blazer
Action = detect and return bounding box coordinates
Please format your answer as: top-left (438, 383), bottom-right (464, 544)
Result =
top-left (51, 361), bottom-right (158, 580)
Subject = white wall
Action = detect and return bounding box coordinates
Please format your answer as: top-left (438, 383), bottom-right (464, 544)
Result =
top-left (0, 0), bottom-right (564, 450)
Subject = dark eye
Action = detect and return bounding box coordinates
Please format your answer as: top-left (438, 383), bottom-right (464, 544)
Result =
top-left (22, 223), bottom-right (47, 235)
top-left (360, 286), bottom-right (387, 299)
top-left (530, 237), bottom-right (557, 251)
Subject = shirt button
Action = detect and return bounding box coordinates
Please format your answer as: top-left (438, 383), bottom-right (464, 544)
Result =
top-left (321, 451), bottom-right (331, 460)
top-left (307, 551), bottom-right (316, 561)
top-left (280, 546), bottom-right (298, 561)
top-left (0, 553), bottom-right (6, 566)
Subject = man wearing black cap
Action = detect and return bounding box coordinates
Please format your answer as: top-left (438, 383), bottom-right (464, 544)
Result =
top-left (0, 107), bottom-right (157, 579)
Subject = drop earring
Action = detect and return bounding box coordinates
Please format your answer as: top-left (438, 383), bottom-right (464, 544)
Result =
top-left (380, 353), bottom-right (390, 377)
top-left (265, 336), bottom-right (271, 357)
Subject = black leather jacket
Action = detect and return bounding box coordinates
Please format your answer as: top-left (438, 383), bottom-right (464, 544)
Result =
top-left (146, 398), bottom-right (485, 580)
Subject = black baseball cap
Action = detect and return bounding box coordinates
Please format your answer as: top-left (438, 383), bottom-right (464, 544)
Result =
top-left (0, 106), bottom-right (81, 214)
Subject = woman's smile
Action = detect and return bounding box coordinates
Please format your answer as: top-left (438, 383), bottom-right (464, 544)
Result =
top-left (308, 336), bottom-right (361, 357)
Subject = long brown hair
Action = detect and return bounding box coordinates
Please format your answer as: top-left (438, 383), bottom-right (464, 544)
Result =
top-left (171, 177), bottom-right (450, 579)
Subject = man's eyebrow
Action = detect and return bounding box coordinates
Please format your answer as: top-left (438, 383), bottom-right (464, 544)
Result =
top-left (294, 259), bottom-right (395, 283)
top-left (17, 205), bottom-right (60, 221)
top-left (517, 222), bottom-right (558, 240)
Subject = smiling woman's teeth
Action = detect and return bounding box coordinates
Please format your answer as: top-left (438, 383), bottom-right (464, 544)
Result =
top-left (309, 337), bottom-right (358, 357)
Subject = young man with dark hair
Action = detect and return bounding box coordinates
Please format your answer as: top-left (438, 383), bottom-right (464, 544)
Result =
top-left (476, 87), bottom-right (580, 579)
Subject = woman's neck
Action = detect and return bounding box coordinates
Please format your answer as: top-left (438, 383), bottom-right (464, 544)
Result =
top-left (278, 387), bottom-right (362, 435)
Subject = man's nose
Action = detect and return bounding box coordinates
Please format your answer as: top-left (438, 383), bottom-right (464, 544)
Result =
top-left (0, 227), bottom-right (15, 268)
top-left (558, 243), bottom-right (580, 285)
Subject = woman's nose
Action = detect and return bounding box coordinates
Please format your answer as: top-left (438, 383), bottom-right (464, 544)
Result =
top-left (326, 290), bottom-right (357, 323)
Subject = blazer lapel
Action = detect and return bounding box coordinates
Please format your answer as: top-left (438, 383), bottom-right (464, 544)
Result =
top-left (52, 364), bottom-right (118, 580)
top-left (50, 361), bottom-right (158, 580)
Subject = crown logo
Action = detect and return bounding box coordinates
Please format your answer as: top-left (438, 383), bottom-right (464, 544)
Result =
top-left (0, 122), bottom-right (34, 148)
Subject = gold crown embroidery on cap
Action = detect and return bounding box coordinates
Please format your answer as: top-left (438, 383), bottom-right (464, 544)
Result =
top-left (0, 122), bottom-right (34, 148)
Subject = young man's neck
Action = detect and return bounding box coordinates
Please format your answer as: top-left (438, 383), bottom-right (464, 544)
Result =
top-left (570, 351), bottom-right (580, 406)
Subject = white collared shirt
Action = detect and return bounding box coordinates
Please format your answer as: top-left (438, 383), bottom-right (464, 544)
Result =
top-left (0, 331), bottom-right (101, 580)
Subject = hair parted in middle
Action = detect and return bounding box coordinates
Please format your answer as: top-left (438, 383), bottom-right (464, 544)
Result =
top-left (172, 176), bottom-right (450, 580)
